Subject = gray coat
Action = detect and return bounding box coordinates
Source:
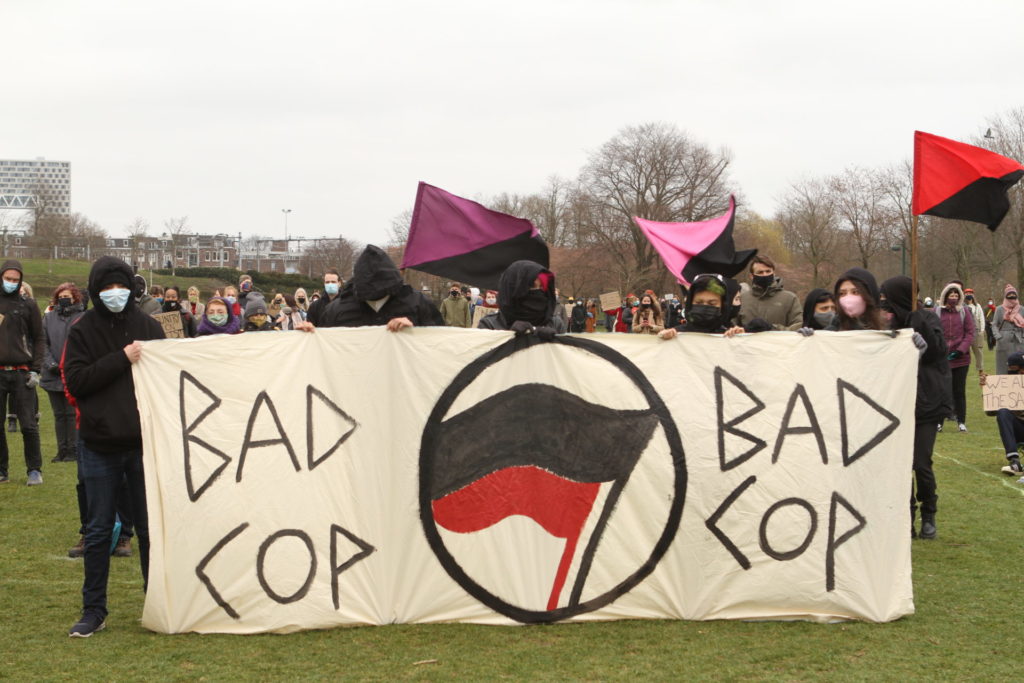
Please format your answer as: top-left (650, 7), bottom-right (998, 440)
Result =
top-left (992, 305), bottom-right (1024, 374)
top-left (41, 303), bottom-right (85, 392)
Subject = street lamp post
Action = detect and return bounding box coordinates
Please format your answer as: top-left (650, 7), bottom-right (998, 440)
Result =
top-left (891, 239), bottom-right (907, 276)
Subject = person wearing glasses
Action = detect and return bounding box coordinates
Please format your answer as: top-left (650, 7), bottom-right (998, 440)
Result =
top-left (658, 274), bottom-right (744, 339)
top-left (993, 284), bottom-right (1024, 375)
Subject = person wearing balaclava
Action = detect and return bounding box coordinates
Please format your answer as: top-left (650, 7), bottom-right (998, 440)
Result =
top-left (133, 275), bottom-right (161, 315)
top-left (658, 274), bottom-right (745, 339)
top-left (318, 245), bottom-right (442, 330)
top-left (477, 260), bottom-right (558, 339)
top-left (0, 258), bottom-right (45, 486)
top-left (62, 255), bottom-right (165, 637)
top-left (801, 288), bottom-right (837, 330)
top-left (880, 275), bottom-right (950, 540)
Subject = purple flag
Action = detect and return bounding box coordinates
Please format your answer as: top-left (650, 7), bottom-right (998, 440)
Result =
top-left (401, 182), bottom-right (549, 290)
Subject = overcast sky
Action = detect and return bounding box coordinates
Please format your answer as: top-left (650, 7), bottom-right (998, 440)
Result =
top-left (4, 0), bottom-right (1022, 244)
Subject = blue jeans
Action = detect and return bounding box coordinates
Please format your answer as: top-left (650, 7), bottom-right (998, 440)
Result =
top-left (79, 443), bottom-right (149, 618)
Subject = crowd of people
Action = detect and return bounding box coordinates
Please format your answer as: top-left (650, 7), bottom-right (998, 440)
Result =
top-left (2, 245), bottom-right (1022, 638)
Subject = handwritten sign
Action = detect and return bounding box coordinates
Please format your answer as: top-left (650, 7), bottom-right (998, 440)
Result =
top-left (152, 311), bottom-right (185, 339)
top-left (599, 291), bottom-right (621, 312)
top-left (982, 374), bottom-right (1024, 411)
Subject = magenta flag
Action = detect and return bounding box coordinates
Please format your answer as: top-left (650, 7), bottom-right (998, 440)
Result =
top-left (634, 196), bottom-right (756, 285)
top-left (401, 182), bottom-right (549, 290)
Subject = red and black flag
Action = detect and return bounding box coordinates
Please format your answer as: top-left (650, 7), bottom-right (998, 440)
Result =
top-left (427, 383), bottom-right (659, 612)
top-left (400, 182), bottom-right (549, 290)
top-left (913, 130), bottom-right (1024, 231)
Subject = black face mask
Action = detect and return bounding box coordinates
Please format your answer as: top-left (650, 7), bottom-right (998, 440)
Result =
top-left (450, 290), bottom-right (460, 298)
top-left (640, 302), bottom-right (651, 309)
top-left (162, 300), bottom-right (181, 313)
top-left (752, 274), bottom-right (774, 290)
top-left (57, 298), bottom-right (73, 311)
top-left (688, 305), bottom-right (721, 329)
top-left (512, 289), bottom-right (550, 325)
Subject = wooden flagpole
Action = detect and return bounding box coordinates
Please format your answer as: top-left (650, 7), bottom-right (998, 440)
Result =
top-left (910, 214), bottom-right (919, 309)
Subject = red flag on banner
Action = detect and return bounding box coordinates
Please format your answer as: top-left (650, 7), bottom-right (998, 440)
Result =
top-left (912, 130), bottom-right (1024, 231)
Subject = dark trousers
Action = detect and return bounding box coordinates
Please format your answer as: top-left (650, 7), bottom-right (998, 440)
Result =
top-left (950, 364), bottom-right (969, 424)
top-left (996, 409), bottom-right (1024, 456)
top-left (911, 420), bottom-right (939, 518)
top-left (79, 443), bottom-right (148, 619)
top-left (46, 389), bottom-right (78, 460)
top-left (75, 471), bottom-right (135, 539)
top-left (0, 370), bottom-right (41, 476)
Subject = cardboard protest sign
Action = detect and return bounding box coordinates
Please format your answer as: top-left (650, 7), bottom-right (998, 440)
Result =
top-left (599, 291), bottom-right (621, 312)
top-left (982, 374), bottom-right (1024, 411)
top-left (152, 311), bottom-right (185, 339)
top-left (134, 328), bottom-right (917, 634)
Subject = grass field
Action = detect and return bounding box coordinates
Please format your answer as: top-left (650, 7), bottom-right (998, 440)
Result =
top-left (0, 345), bottom-right (1020, 681)
top-left (16, 258), bottom-right (235, 304)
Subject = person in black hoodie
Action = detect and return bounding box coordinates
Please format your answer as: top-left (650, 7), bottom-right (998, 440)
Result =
top-left (658, 274), bottom-right (745, 339)
top-left (319, 245), bottom-right (442, 330)
top-left (0, 258), bottom-right (44, 485)
top-left (62, 256), bottom-right (164, 638)
top-left (801, 288), bottom-right (837, 330)
top-left (827, 267), bottom-right (884, 331)
top-left (477, 260), bottom-right (558, 338)
top-left (880, 275), bottom-right (951, 540)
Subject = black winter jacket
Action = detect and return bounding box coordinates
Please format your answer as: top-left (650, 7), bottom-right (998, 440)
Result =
top-left (41, 303), bottom-right (85, 391)
top-left (63, 256), bottom-right (165, 453)
top-left (0, 259), bottom-right (44, 370)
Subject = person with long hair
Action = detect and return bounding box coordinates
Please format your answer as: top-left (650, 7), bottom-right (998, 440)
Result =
top-left (992, 284), bottom-right (1024, 374)
top-left (827, 267), bottom-right (883, 331)
top-left (937, 282), bottom-right (975, 432)
top-left (41, 283), bottom-right (86, 463)
top-left (631, 294), bottom-right (664, 335)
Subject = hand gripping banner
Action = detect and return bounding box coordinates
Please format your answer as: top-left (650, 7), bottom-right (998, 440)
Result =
top-left (134, 328), bottom-right (917, 634)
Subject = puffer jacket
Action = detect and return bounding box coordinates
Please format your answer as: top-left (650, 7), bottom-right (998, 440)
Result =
top-left (938, 282), bottom-right (975, 369)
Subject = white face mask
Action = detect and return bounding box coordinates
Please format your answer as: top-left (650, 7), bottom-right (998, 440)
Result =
top-left (99, 287), bottom-right (131, 313)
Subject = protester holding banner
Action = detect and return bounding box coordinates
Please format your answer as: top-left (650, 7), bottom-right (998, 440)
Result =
top-left (631, 294), bottom-right (664, 335)
top-left (293, 287), bottom-right (309, 319)
top-left (305, 269), bottom-right (341, 326)
top-left (802, 289), bottom-right (837, 330)
top-left (477, 260), bottom-right (558, 338)
top-left (41, 283), bottom-right (85, 463)
top-left (63, 255), bottom-right (165, 637)
top-left (880, 275), bottom-right (950, 540)
top-left (992, 284), bottom-right (1024, 374)
top-left (275, 295), bottom-right (306, 331)
top-left (825, 268), bottom-right (883, 331)
top-left (195, 297), bottom-right (241, 336)
top-left (319, 245), bottom-right (443, 331)
top-left (938, 282), bottom-right (975, 432)
top-left (658, 274), bottom-right (744, 339)
top-left (740, 256), bottom-right (802, 330)
top-left (242, 296), bottom-right (278, 332)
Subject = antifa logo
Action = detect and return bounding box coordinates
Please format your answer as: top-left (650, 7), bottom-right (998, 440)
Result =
top-left (419, 336), bottom-right (686, 623)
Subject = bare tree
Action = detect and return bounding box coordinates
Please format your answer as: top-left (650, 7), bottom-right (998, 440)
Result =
top-left (163, 216), bottom-right (190, 275)
top-left (578, 122), bottom-right (737, 292)
top-left (982, 107), bottom-right (1024, 286)
top-left (777, 178), bottom-right (841, 288)
top-left (829, 166), bottom-right (896, 269)
top-left (125, 217), bottom-right (149, 268)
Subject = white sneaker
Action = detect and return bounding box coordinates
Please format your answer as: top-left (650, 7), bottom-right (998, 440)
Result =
top-left (958, 423), bottom-right (967, 433)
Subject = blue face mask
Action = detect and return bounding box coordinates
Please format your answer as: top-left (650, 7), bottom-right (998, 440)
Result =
top-left (2, 280), bottom-right (19, 294)
top-left (99, 287), bottom-right (131, 313)
top-left (324, 282), bottom-right (339, 296)
top-left (225, 296), bottom-right (236, 305)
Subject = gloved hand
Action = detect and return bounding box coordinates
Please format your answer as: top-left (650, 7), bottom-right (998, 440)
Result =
top-left (911, 332), bottom-right (927, 356)
top-left (535, 326), bottom-right (557, 342)
top-left (26, 371), bottom-right (40, 389)
top-left (510, 320), bottom-right (535, 337)
top-left (796, 327), bottom-right (815, 337)
top-left (947, 350), bottom-right (963, 361)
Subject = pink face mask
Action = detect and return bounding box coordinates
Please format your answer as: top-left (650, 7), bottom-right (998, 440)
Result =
top-left (839, 294), bottom-right (866, 318)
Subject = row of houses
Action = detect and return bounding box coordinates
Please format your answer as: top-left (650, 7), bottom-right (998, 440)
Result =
top-left (0, 227), bottom-right (307, 273)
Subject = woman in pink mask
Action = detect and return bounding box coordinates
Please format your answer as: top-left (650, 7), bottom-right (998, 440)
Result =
top-left (826, 267), bottom-right (883, 331)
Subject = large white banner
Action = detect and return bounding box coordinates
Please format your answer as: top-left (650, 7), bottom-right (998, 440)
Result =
top-left (134, 327), bottom-right (917, 634)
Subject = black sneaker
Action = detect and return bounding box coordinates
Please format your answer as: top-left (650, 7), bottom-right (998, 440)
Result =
top-left (1002, 457), bottom-right (1024, 476)
top-left (920, 519), bottom-right (937, 540)
top-left (68, 612), bottom-right (106, 638)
